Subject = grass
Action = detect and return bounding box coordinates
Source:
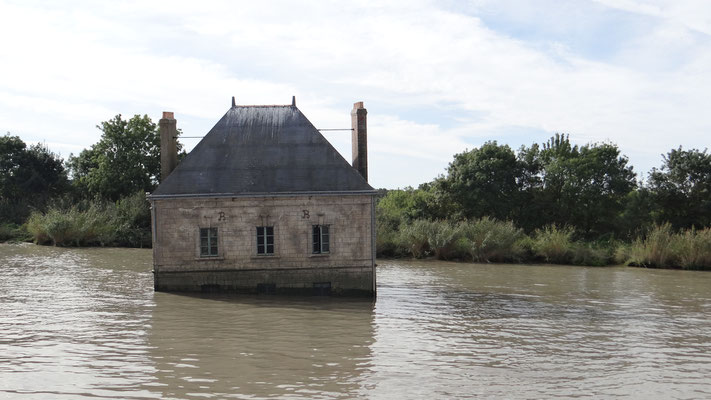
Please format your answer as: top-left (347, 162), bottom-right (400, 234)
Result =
top-left (456, 217), bottom-right (524, 262)
top-left (531, 225), bottom-right (574, 264)
top-left (378, 217), bottom-right (526, 263)
top-left (24, 191), bottom-right (151, 248)
top-left (376, 217), bottom-right (709, 269)
top-left (617, 224), bottom-right (711, 270)
top-left (677, 228), bottom-right (711, 269)
top-left (0, 223), bottom-right (30, 242)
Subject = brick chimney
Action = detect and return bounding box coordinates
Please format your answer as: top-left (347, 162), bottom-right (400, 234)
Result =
top-left (159, 111), bottom-right (178, 181)
top-left (351, 101), bottom-right (368, 181)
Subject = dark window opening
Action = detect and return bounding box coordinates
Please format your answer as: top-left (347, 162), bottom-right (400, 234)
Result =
top-left (200, 227), bottom-right (218, 257)
top-left (257, 226), bottom-right (274, 255)
top-left (312, 225), bottom-right (330, 254)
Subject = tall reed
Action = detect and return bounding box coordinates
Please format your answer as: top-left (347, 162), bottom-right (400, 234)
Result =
top-left (398, 219), bottom-right (434, 258)
top-left (531, 225), bottom-right (575, 264)
top-left (24, 191), bottom-right (151, 247)
top-left (676, 228), bottom-right (711, 269)
top-left (456, 217), bottom-right (524, 262)
top-left (621, 223), bottom-right (679, 268)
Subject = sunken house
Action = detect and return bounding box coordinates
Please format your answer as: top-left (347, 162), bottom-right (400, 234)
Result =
top-left (147, 98), bottom-right (376, 296)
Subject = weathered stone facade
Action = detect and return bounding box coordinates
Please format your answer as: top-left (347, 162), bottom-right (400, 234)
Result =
top-left (151, 194), bottom-right (375, 295)
top-left (150, 101), bottom-right (376, 296)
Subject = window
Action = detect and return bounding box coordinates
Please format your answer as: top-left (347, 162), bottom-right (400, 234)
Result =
top-left (200, 227), bottom-right (218, 257)
top-left (312, 225), bottom-right (330, 254)
top-left (256, 226), bottom-right (274, 255)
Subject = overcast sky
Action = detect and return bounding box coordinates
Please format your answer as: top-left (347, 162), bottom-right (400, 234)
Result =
top-left (1, 0), bottom-right (709, 189)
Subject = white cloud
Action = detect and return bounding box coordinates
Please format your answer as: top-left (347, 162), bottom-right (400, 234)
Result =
top-left (0, 0), bottom-right (709, 187)
top-left (592, 0), bottom-right (711, 35)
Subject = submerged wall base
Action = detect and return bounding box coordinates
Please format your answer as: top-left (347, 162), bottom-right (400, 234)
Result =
top-left (154, 266), bottom-right (374, 297)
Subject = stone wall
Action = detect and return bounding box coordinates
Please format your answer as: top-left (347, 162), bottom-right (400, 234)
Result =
top-left (151, 194), bottom-right (375, 295)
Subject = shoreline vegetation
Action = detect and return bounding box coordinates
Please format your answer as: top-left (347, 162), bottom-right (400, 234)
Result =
top-left (377, 218), bottom-right (711, 270)
top-left (0, 190), bottom-right (151, 248)
top-left (2, 118), bottom-right (711, 271)
top-left (4, 215), bottom-right (709, 271)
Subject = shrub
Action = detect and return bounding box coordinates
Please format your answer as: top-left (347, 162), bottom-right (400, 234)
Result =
top-left (399, 219), bottom-right (434, 258)
top-left (450, 236), bottom-right (473, 260)
top-left (386, 216), bottom-right (527, 262)
top-left (75, 202), bottom-right (117, 246)
top-left (26, 212), bottom-right (51, 245)
top-left (376, 222), bottom-right (405, 257)
top-left (532, 225), bottom-right (575, 264)
top-left (428, 220), bottom-right (458, 259)
top-left (457, 217), bottom-right (524, 262)
top-left (570, 243), bottom-right (612, 266)
top-left (514, 235), bottom-right (536, 261)
top-left (676, 228), bottom-right (711, 270)
top-left (24, 190), bottom-right (151, 247)
top-left (44, 210), bottom-right (75, 246)
top-left (0, 224), bottom-right (12, 241)
top-left (623, 223), bottom-right (679, 268)
top-left (114, 191), bottom-right (152, 247)
top-left (613, 244), bottom-right (631, 265)
top-left (0, 223), bottom-right (23, 242)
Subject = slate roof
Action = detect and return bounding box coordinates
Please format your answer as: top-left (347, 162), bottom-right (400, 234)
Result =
top-left (150, 103), bottom-right (375, 198)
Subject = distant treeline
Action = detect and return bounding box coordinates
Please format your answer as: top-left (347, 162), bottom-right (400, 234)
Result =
top-left (376, 135), bottom-right (711, 269)
top-left (1, 122), bottom-right (710, 269)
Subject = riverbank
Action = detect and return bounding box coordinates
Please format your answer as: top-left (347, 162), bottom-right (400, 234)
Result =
top-left (0, 223), bottom-right (30, 243)
top-left (378, 219), bottom-right (711, 270)
top-left (2, 191), bottom-right (152, 248)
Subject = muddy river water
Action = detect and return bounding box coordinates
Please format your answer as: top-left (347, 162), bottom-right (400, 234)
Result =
top-left (1, 243), bottom-right (709, 399)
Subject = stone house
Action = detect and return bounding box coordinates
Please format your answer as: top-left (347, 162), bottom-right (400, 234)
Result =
top-left (147, 98), bottom-right (376, 296)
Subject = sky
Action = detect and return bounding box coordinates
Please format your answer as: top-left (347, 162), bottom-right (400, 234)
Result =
top-left (1, 0), bottom-right (709, 189)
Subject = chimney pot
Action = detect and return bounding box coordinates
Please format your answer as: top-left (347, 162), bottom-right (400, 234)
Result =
top-left (162, 111), bottom-right (174, 119)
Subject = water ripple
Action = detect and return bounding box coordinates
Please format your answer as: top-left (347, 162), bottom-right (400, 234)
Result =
top-left (1, 244), bottom-right (710, 399)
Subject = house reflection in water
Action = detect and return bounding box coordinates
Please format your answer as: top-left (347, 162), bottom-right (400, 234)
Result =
top-left (142, 293), bottom-right (376, 398)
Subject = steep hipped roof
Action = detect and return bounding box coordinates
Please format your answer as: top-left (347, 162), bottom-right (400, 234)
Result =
top-left (150, 103), bottom-right (375, 198)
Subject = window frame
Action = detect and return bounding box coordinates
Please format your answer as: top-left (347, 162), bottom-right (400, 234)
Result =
top-left (199, 227), bottom-right (219, 257)
top-left (256, 226), bottom-right (275, 255)
top-left (312, 224), bottom-right (330, 254)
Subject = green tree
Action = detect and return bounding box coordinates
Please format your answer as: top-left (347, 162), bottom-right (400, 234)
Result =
top-left (514, 143), bottom-right (544, 232)
top-left (0, 134), bottom-right (69, 223)
top-left (618, 188), bottom-right (655, 238)
top-left (534, 134), bottom-right (636, 238)
top-left (376, 187), bottom-right (436, 229)
top-left (0, 134), bottom-right (28, 202)
top-left (647, 147), bottom-right (711, 229)
top-left (438, 141), bottom-right (521, 221)
top-left (68, 114), bottom-right (164, 201)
